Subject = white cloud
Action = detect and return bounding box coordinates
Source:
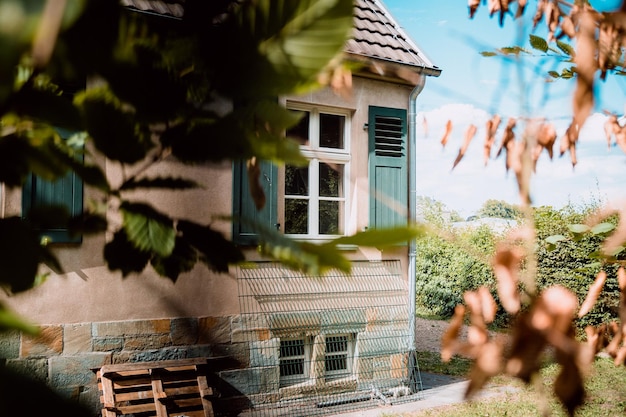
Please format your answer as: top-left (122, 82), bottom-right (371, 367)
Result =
top-left (415, 104), bottom-right (626, 216)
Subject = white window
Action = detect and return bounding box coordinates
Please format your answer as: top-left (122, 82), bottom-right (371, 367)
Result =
top-left (279, 338), bottom-right (310, 386)
top-left (324, 334), bottom-right (354, 380)
top-left (284, 105), bottom-right (350, 238)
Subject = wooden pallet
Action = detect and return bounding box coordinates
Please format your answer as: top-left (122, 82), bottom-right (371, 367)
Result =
top-left (97, 358), bottom-right (222, 417)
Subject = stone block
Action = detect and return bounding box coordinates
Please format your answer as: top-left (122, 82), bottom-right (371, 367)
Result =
top-left (64, 323), bottom-right (93, 355)
top-left (112, 347), bottom-right (186, 364)
top-left (0, 330), bottom-right (20, 359)
top-left (213, 342), bottom-right (249, 368)
top-left (93, 319), bottom-right (170, 337)
top-left (21, 325), bottom-right (63, 358)
top-left (185, 344), bottom-right (213, 358)
top-left (250, 338), bottom-right (279, 368)
top-left (6, 358), bottom-right (48, 383)
top-left (49, 352), bottom-right (111, 388)
top-left (198, 316), bottom-right (231, 344)
top-left (171, 317), bottom-right (198, 345)
top-left (123, 334), bottom-right (171, 350)
top-left (93, 337), bottom-right (124, 352)
top-left (220, 368), bottom-right (261, 395)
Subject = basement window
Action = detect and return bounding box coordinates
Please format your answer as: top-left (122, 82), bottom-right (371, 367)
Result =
top-left (279, 338), bottom-right (310, 386)
top-left (325, 334), bottom-right (354, 380)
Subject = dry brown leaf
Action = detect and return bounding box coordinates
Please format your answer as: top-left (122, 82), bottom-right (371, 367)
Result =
top-left (599, 21), bottom-right (619, 80)
top-left (559, 123), bottom-right (579, 167)
top-left (585, 325), bottom-right (606, 354)
top-left (246, 157), bottom-right (266, 210)
top-left (452, 123), bottom-right (477, 170)
top-left (615, 346), bottom-right (626, 365)
top-left (478, 286), bottom-right (497, 324)
top-left (578, 270), bottom-right (607, 318)
top-left (488, 0), bottom-right (501, 17)
top-left (484, 114), bottom-right (501, 166)
top-left (544, 0), bottom-right (562, 41)
top-left (441, 119), bottom-right (453, 147)
top-left (559, 15), bottom-right (576, 38)
top-left (573, 11), bottom-right (597, 135)
top-left (496, 117), bottom-right (516, 158)
top-left (554, 353), bottom-right (586, 416)
top-left (492, 243), bottom-right (522, 314)
top-left (441, 304), bottom-right (466, 362)
top-left (465, 339), bottom-right (504, 398)
top-left (515, 0), bottom-right (527, 18)
top-left (468, 0), bottom-right (480, 18)
top-left (330, 64), bottom-right (353, 99)
top-left (505, 315), bottom-right (546, 382)
top-left (533, 0), bottom-right (547, 28)
top-left (532, 285), bottom-right (578, 334)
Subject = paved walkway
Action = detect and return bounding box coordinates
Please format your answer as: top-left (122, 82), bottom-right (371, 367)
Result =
top-left (331, 372), bottom-right (516, 417)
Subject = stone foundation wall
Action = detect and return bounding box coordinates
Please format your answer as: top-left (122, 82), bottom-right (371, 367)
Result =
top-left (0, 316), bottom-right (246, 416)
top-left (0, 314), bottom-right (410, 415)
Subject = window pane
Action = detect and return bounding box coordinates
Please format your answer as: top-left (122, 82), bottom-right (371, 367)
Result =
top-left (319, 163), bottom-right (342, 197)
top-left (285, 165), bottom-right (308, 196)
top-left (280, 339), bottom-right (305, 357)
top-left (285, 199), bottom-right (308, 234)
top-left (326, 335), bottom-right (348, 352)
top-left (319, 201), bottom-right (340, 235)
top-left (280, 359), bottom-right (304, 376)
top-left (320, 113), bottom-right (344, 149)
top-left (287, 111), bottom-right (310, 146)
top-left (325, 354), bottom-right (347, 372)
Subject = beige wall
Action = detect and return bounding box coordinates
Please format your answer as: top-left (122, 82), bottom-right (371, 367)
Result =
top-left (0, 75), bottom-right (419, 325)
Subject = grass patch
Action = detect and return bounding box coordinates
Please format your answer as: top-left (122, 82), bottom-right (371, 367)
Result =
top-left (417, 351), bottom-right (471, 377)
top-left (396, 356), bottom-right (626, 417)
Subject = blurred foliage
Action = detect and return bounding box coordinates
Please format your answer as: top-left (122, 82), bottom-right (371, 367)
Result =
top-left (0, 0), bottom-right (427, 412)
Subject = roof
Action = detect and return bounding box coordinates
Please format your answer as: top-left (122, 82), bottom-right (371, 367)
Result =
top-left (120, 0), bottom-right (441, 83)
top-left (347, 0), bottom-right (441, 80)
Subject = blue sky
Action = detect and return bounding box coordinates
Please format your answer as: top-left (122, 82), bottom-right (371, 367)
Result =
top-left (384, 0), bottom-right (626, 218)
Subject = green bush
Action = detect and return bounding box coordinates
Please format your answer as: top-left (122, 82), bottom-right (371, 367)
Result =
top-left (415, 202), bottom-right (624, 333)
top-left (415, 224), bottom-right (498, 320)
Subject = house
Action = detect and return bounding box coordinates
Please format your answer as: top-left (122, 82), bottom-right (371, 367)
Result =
top-left (0, 0), bottom-right (440, 415)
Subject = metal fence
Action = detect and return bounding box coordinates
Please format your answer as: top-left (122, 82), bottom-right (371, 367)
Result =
top-left (236, 260), bottom-right (423, 417)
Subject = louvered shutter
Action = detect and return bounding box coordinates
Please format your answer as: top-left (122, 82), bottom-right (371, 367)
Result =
top-left (22, 128), bottom-right (83, 243)
top-left (368, 106), bottom-right (408, 229)
top-left (232, 159), bottom-right (278, 245)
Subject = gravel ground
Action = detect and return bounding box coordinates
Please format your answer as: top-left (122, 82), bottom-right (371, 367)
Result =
top-left (414, 317), bottom-right (469, 352)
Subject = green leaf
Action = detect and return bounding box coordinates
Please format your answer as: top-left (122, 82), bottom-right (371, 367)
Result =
top-left (75, 87), bottom-right (152, 163)
top-left (561, 67), bottom-right (574, 79)
top-left (0, 134), bottom-right (33, 186)
top-left (120, 177), bottom-right (201, 192)
top-left (150, 237), bottom-right (197, 282)
top-left (529, 34), bottom-right (549, 53)
top-left (120, 202), bottom-right (175, 257)
top-left (545, 234), bottom-right (567, 245)
top-left (11, 83), bottom-right (83, 131)
top-left (591, 222), bottom-right (615, 235)
top-left (556, 40), bottom-right (574, 56)
top-left (331, 226), bottom-right (426, 248)
top-left (177, 220), bottom-right (244, 273)
top-left (68, 212), bottom-right (108, 236)
top-left (568, 224), bottom-right (590, 234)
top-left (0, 303), bottom-right (39, 334)
top-left (548, 70), bottom-right (560, 78)
top-left (104, 229), bottom-right (151, 277)
top-left (480, 51), bottom-right (498, 57)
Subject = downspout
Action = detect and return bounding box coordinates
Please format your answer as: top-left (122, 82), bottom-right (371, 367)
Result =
top-left (407, 74), bottom-right (426, 393)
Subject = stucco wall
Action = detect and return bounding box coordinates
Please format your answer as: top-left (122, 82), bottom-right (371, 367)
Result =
top-left (0, 74), bottom-right (417, 326)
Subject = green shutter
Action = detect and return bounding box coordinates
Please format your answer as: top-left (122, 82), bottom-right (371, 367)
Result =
top-left (368, 106), bottom-right (408, 229)
top-left (232, 159), bottom-right (278, 245)
top-left (22, 170), bottom-right (83, 244)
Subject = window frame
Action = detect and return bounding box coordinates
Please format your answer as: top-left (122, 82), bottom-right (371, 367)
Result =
top-left (278, 337), bottom-right (312, 387)
top-left (324, 333), bottom-right (355, 380)
top-left (282, 103), bottom-right (351, 240)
